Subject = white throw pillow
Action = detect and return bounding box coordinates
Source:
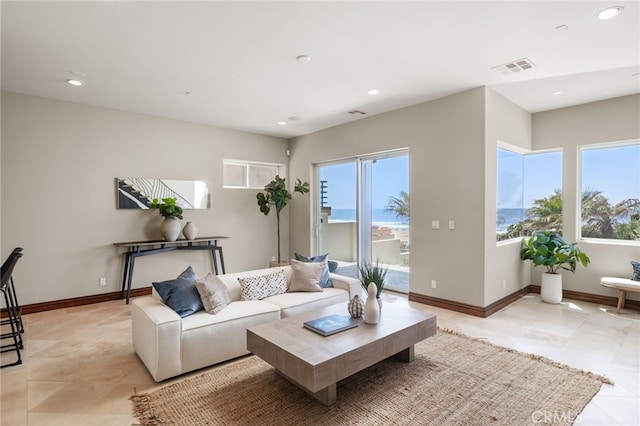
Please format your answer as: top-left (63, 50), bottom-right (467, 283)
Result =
top-left (195, 273), bottom-right (231, 314)
top-left (288, 259), bottom-right (324, 293)
top-left (238, 270), bottom-right (288, 300)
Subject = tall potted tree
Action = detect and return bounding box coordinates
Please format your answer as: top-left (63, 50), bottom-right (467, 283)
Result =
top-left (256, 175), bottom-right (309, 265)
top-left (520, 230), bottom-right (590, 304)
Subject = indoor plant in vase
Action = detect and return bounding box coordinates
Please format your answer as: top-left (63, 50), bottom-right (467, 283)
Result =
top-left (359, 258), bottom-right (388, 311)
top-left (149, 197), bottom-right (183, 242)
top-left (256, 175), bottom-right (309, 266)
top-left (520, 230), bottom-right (590, 304)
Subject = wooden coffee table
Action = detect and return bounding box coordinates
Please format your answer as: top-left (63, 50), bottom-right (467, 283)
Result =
top-left (246, 302), bottom-right (437, 405)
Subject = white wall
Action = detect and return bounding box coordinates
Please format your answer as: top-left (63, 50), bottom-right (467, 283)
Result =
top-left (290, 88), bottom-right (487, 307)
top-left (532, 94), bottom-right (640, 301)
top-left (483, 89), bottom-right (532, 306)
top-left (1, 92), bottom-right (289, 305)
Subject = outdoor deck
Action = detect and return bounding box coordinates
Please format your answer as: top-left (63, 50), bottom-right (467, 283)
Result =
top-left (334, 262), bottom-right (409, 294)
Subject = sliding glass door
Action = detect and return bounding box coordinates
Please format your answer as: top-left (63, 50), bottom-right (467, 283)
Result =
top-left (318, 162), bottom-right (358, 273)
top-left (317, 151), bottom-right (409, 293)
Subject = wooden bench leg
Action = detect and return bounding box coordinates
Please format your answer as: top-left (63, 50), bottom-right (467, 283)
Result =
top-left (616, 290), bottom-right (626, 313)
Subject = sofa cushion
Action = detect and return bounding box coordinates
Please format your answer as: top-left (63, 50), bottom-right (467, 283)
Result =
top-left (294, 252), bottom-right (333, 288)
top-left (152, 266), bottom-right (203, 318)
top-left (239, 269), bottom-right (288, 300)
top-left (180, 300), bottom-right (281, 375)
top-left (195, 273), bottom-right (231, 314)
top-left (288, 259), bottom-right (324, 292)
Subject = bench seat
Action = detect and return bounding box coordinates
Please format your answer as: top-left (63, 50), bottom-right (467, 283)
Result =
top-left (600, 277), bottom-right (640, 313)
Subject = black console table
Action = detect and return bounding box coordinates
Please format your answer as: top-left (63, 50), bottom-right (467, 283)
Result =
top-left (114, 236), bottom-right (228, 304)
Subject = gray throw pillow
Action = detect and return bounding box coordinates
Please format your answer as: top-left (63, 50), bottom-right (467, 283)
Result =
top-left (152, 266), bottom-right (203, 317)
top-left (288, 259), bottom-right (324, 292)
top-left (196, 273), bottom-right (231, 314)
top-left (631, 260), bottom-right (640, 281)
top-left (294, 252), bottom-right (333, 288)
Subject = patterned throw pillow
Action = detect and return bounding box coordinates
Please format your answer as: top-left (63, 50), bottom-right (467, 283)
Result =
top-left (195, 273), bottom-right (231, 314)
top-left (288, 259), bottom-right (324, 293)
top-left (152, 266), bottom-right (203, 318)
top-left (238, 270), bottom-right (288, 300)
top-left (631, 261), bottom-right (640, 281)
top-left (294, 252), bottom-right (333, 288)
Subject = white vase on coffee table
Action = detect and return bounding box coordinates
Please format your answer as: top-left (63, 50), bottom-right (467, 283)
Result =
top-left (364, 283), bottom-right (380, 324)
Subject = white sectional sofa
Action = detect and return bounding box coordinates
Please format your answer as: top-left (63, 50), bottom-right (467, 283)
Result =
top-left (131, 265), bottom-right (361, 382)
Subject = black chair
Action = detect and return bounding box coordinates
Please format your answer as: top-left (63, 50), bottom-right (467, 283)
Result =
top-left (1, 248), bottom-right (24, 334)
top-left (1, 250), bottom-right (24, 367)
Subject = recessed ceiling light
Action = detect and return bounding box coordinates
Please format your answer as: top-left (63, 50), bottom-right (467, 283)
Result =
top-left (66, 79), bottom-right (84, 86)
top-left (296, 55), bottom-right (311, 63)
top-left (277, 121), bottom-right (287, 126)
top-left (551, 91), bottom-right (562, 96)
top-left (597, 6), bottom-right (623, 20)
top-left (367, 89), bottom-right (380, 95)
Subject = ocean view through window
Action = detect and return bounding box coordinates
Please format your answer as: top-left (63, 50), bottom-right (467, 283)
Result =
top-left (318, 152), bottom-right (410, 293)
top-left (497, 147), bottom-right (562, 241)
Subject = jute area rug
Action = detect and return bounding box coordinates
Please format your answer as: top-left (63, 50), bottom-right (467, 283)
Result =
top-left (131, 329), bottom-right (612, 426)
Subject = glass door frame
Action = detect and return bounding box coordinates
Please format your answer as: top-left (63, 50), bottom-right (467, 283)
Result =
top-left (314, 148), bottom-right (409, 289)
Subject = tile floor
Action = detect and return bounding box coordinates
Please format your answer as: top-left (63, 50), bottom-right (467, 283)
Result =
top-left (1, 293), bottom-right (638, 425)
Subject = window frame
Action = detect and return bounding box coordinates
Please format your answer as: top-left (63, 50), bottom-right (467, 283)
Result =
top-left (577, 139), bottom-right (640, 245)
top-left (496, 142), bottom-right (563, 244)
top-left (222, 160), bottom-right (284, 190)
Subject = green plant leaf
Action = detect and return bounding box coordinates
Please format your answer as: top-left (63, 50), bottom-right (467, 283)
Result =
top-left (520, 230), bottom-right (589, 275)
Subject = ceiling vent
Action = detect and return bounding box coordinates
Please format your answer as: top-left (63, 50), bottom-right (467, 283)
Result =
top-left (492, 58), bottom-right (536, 75)
top-left (347, 110), bottom-right (367, 115)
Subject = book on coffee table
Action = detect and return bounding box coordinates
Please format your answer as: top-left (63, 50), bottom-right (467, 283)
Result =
top-left (303, 314), bottom-right (359, 336)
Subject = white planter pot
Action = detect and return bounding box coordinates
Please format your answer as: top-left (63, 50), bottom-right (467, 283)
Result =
top-left (541, 272), bottom-right (562, 304)
top-left (160, 217), bottom-right (181, 242)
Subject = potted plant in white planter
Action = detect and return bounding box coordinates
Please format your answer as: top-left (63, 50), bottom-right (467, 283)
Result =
top-left (520, 230), bottom-right (590, 304)
top-left (358, 259), bottom-right (388, 310)
top-left (149, 197), bottom-right (183, 242)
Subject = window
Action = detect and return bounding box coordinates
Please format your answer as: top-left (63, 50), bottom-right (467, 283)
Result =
top-left (497, 146), bottom-right (562, 241)
top-left (580, 142), bottom-right (640, 241)
top-left (223, 160), bottom-right (282, 189)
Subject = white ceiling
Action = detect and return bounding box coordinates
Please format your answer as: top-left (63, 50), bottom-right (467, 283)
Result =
top-left (2, 1), bottom-right (639, 139)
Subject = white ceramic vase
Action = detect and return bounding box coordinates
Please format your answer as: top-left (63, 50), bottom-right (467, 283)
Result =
top-left (364, 282), bottom-right (380, 324)
top-left (160, 217), bottom-right (181, 242)
top-left (541, 272), bottom-right (562, 304)
top-left (183, 222), bottom-right (198, 240)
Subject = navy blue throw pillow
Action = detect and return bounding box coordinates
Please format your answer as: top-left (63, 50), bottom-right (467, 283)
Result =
top-left (631, 261), bottom-right (640, 281)
top-left (294, 253), bottom-right (333, 288)
top-left (152, 266), bottom-right (203, 317)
